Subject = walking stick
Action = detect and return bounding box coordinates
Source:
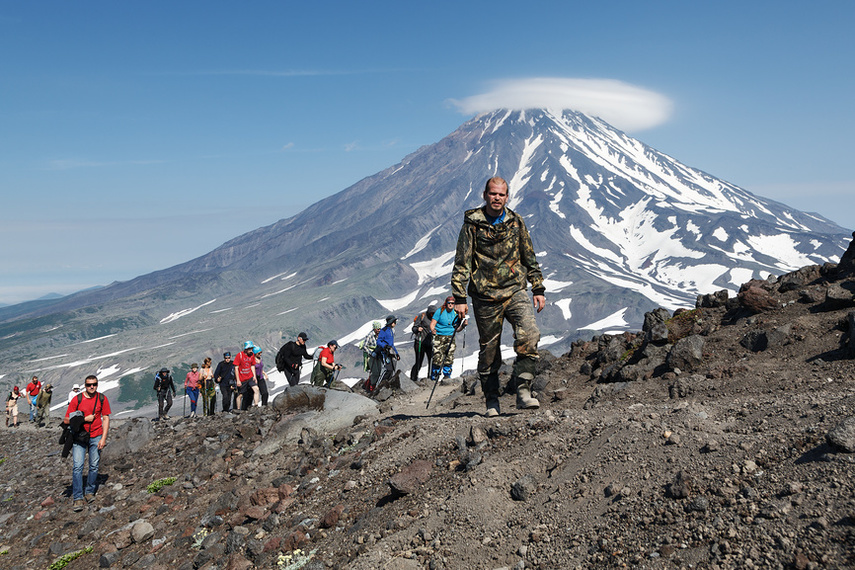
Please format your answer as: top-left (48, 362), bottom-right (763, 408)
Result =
top-left (183, 383), bottom-right (186, 418)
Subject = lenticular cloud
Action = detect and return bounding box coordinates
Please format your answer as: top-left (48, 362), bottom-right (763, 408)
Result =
top-left (450, 78), bottom-right (673, 132)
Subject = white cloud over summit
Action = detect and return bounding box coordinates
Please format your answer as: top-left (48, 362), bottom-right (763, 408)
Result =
top-left (450, 78), bottom-right (673, 132)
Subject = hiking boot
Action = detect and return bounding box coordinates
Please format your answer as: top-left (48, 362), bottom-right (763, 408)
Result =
top-left (516, 387), bottom-right (540, 410)
top-left (73, 499), bottom-right (85, 512)
top-left (84, 494), bottom-right (95, 503)
top-left (485, 398), bottom-right (501, 417)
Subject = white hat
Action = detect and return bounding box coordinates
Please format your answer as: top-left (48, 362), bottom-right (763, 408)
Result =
top-left (72, 384), bottom-right (81, 391)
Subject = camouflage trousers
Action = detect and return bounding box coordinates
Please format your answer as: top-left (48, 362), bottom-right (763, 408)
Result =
top-left (431, 334), bottom-right (456, 379)
top-left (472, 289), bottom-right (540, 398)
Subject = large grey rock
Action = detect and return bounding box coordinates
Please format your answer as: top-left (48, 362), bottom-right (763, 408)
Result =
top-left (131, 521), bottom-right (155, 543)
top-left (825, 283), bottom-right (855, 309)
top-left (256, 388), bottom-right (378, 455)
top-left (827, 416), bottom-right (855, 453)
top-left (101, 419), bottom-right (155, 461)
top-left (696, 289), bottom-right (729, 308)
top-left (666, 335), bottom-right (705, 372)
top-left (643, 308), bottom-right (671, 332)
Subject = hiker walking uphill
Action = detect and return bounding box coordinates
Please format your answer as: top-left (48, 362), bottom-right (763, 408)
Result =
top-left (311, 340), bottom-right (342, 387)
top-left (199, 357), bottom-right (216, 416)
top-left (5, 386), bottom-right (21, 428)
top-left (35, 383), bottom-right (53, 427)
top-left (25, 375), bottom-right (41, 423)
top-left (360, 322), bottom-right (381, 390)
top-left (374, 315), bottom-right (400, 390)
top-left (276, 332), bottom-right (312, 387)
top-left (430, 296), bottom-right (467, 383)
top-left (233, 342), bottom-right (258, 410)
top-left (153, 368), bottom-right (176, 420)
top-left (214, 352), bottom-right (236, 413)
top-left (185, 363), bottom-right (200, 418)
top-left (411, 304), bottom-right (437, 383)
top-left (451, 176), bottom-right (546, 417)
top-left (64, 375), bottom-right (111, 511)
top-left (253, 346), bottom-right (269, 406)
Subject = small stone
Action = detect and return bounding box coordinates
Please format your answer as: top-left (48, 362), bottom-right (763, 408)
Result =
top-left (131, 521), bottom-right (155, 543)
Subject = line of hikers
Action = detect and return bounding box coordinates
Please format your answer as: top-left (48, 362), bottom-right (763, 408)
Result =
top-left (153, 342), bottom-right (270, 420)
top-left (5, 376), bottom-right (54, 428)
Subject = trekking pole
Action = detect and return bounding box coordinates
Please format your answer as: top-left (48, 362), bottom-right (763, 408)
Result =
top-left (183, 383), bottom-right (186, 418)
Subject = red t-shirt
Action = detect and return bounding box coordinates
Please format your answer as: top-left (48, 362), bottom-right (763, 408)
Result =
top-left (233, 351), bottom-right (257, 382)
top-left (26, 381), bottom-right (41, 396)
top-left (65, 393), bottom-right (111, 437)
top-left (319, 346), bottom-right (335, 367)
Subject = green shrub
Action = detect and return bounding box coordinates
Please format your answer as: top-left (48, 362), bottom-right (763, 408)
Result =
top-left (147, 477), bottom-right (177, 493)
top-left (48, 546), bottom-right (93, 570)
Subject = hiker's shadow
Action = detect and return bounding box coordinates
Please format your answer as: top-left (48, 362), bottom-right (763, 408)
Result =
top-left (62, 473), bottom-right (111, 498)
top-left (795, 443), bottom-right (837, 465)
top-left (390, 411), bottom-right (482, 421)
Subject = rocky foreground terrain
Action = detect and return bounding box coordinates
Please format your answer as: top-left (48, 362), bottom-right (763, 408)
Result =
top-left (2, 238), bottom-right (855, 570)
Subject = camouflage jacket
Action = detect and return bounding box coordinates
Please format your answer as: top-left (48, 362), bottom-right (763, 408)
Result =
top-left (451, 206), bottom-right (545, 304)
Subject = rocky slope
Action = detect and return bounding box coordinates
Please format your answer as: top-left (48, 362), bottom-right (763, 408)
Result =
top-left (2, 238), bottom-right (855, 569)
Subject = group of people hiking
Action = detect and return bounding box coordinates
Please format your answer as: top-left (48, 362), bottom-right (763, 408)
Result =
top-left (5, 376), bottom-right (54, 428)
top-left (153, 342), bottom-right (271, 420)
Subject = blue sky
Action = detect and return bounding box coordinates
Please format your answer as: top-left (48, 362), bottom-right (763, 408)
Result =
top-left (1, 1), bottom-right (853, 305)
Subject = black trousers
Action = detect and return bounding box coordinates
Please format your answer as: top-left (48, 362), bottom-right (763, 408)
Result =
top-left (157, 390), bottom-right (173, 418)
top-left (283, 367), bottom-right (300, 387)
top-left (411, 337), bottom-right (433, 381)
top-left (219, 382), bottom-right (233, 412)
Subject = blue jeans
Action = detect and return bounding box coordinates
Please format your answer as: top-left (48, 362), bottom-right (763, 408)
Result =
top-left (186, 387), bottom-right (199, 413)
top-left (71, 435), bottom-right (101, 500)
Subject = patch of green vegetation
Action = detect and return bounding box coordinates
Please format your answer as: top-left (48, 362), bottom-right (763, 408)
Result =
top-left (47, 546), bottom-right (93, 570)
top-left (667, 308), bottom-right (703, 324)
top-left (277, 548), bottom-right (318, 569)
top-left (147, 477), bottom-right (177, 494)
top-left (117, 373), bottom-right (156, 408)
top-left (0, 457), bottom-right (6, 466)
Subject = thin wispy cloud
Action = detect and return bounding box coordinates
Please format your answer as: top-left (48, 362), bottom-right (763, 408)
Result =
top-left (44, 158), bottom-right (164, 171)
top-left (171, 68), bottom-right (397, 78)
top-left (449, 78), bottom-right (673, 132)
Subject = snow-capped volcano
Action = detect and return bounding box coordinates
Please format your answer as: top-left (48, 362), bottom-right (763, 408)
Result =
top-left (0, 108), bottom-right (849, 405)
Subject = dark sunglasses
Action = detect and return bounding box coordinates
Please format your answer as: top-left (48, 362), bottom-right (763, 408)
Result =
top-left (85, 382), bottom-right (98, 387)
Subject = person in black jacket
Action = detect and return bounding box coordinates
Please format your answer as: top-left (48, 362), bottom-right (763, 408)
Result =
top-left (153, 368), bottom-right (176, 420)
top-left (275, 333), bottom-right (313, 387)
top-left (214, 352), bottom-right (236, 412)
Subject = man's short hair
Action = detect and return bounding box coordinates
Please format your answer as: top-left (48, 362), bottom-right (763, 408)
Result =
top-left (483, 176), bottom-right (509, 199)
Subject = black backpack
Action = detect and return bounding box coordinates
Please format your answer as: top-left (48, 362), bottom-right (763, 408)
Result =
top-left (275, 345), bottom-right (287, 372)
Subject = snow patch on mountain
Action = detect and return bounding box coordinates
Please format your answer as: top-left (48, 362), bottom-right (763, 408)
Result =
top-left (161, 299), bottom-right (217, 324)
top-left (745, 234), bottom-right (819, 271)
top-left (410, 251), bottom-right (455, 285)
top-left (378, 290), bottom-right (420, 312)
top-left (402, 224), bottom-right (442, 260)
top-left (580, 308), bottom-right (630, 331)
top-left (555, 298), bottom-right (572, 320)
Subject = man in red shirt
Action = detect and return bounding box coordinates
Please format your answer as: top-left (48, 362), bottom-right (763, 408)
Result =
top-left (64, 375), bottom-right (111, 511)
top-left (232, 341), bottom-right (257, 411)
top-left (25, 375), bottom-right (41, 423)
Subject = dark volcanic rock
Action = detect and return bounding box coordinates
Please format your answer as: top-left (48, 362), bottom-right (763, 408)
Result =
top-left (666, 335), bottom-right (705, 372)
top-left (826, 416), bottom-right (855, 452)
top-left (388, 460), bottom-right (433, 496)
top-left (738, 284), bottom-right (779, 313)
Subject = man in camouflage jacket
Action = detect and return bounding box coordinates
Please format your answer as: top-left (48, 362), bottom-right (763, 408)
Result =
top-left (451, 176), bottom-right (546, 417)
